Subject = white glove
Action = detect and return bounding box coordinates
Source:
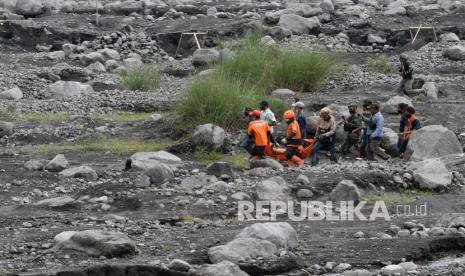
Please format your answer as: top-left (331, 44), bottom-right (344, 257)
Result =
top-left (280, 138), bottom-right (287, 145)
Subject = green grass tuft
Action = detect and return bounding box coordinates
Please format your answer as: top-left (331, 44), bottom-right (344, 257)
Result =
top-left (363, 193), bottom-right (416, 204)
top-left (367, 54), bottom-right (394, 74)
top-left (0, 112), bottom-right (69, 122)
top-left (120, 64), bottom-right (161, 91)
top-left (19, 137), bottom-right (171, 154)
top-left (193, 147), bottom-right (249, 168)
top-left (272, 50), bottom-right (334, 91)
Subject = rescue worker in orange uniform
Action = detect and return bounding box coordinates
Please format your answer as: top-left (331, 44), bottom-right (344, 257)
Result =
top-left (398, 106), bottom-right (421, 160)
top-left (246, 110), bottom-right (271, 160)
top-left (281, 110), bottom-right (304, 168)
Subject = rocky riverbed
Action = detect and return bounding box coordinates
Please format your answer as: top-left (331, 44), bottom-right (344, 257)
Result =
top-left (1, 0), bottom-right (465, 275)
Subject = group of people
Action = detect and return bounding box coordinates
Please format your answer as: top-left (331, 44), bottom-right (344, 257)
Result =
top-left (243, 98), bottom-right (421, 167)
top-left (243, 53), bottom-right (423, 167)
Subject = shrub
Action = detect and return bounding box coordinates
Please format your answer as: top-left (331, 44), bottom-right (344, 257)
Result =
top-left (273, 50), bottom-right (334, 91)
top-left (120, 64), bottom-right (161, 91)
top-left (176, 74), bottom-right (258, 129)
top-left (367, 54), bottom-right (394, 74)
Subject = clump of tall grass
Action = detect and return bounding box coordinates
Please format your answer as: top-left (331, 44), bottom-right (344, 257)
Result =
top-left (120, 64), bottom-right (161, 91)
top-left (367, 54), bottom-right (394, 74)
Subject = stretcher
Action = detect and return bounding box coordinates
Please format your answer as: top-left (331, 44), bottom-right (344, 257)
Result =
top-left (264, 138), bottom-right (317, 161)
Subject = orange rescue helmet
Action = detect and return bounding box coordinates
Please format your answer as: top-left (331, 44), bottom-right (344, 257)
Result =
top-left (283, 110), bottom-right (295, 119)
top-left (249, 109), bottom-right (261, 118)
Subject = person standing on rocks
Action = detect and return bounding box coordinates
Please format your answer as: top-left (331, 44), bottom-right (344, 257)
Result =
top-left (341, 103), bottom-right (363, 155)
top-left (281, 110), bottom-right (304, 168)
top-left (259, 100), bottom-right (277, 134)
top-left (311, 107), bottom-right (338, 166)
top-left (246, 110), bottom-right (271, 160)
top-left (396, 103), bottom-right (409, 155)
top-left (357, 99), bottom-right (372, 160)
top-left (397, 54), bottom-right (423, 96)
top-left (366, 103), bottom-right (390, 161)
top-left (398, 106), bottom-right (421, 160)
top-left (292, 101), bottom-right (307, 139)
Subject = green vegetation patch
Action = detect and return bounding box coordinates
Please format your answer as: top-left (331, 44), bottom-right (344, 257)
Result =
top-left (367, 54), bottom-right (394, 74)
top-left (91, 112), bottom-right (153, 122)
top-left (120, 64), bottom-right (161, 91)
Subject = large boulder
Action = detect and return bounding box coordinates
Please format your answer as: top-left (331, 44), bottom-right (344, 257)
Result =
top-left (129, 151), bottom-right (182, 170)
top-left (206, 161), bottom-right (233, 177)
top-left (24, 159), bottom-right (46, 171)
top-left (191, 123), bottom-right (225, 150)
top-left (320, 0), bottom-right (335, 13)
top-left (406, 125), bottom-right (463, 161)
top-left (79, 52), bottom-right (105, 66)
top-left (59, 166), bottom-right (98, 181)
top-left (45, 81), bottom-right (94, 99)
top-left (0, 87), bottom-right (23, 100)
top-left (325, 104), bottom-right (350, 118)
top-left (144, 163), bottom-right (174, 185)
top-left (439, 32), bottom-right (460, 42)
top-left (382, 128), bottom-right (400, 157)
top-left (195, 260), bottom-right (249, 276)
top-left (265, 9), bottom-right (303, 24)
top-left (45, 154), bottom-right (70, 172)
top-left (99, 48), bottom-right (121, 60)
top-left (34, 196), bottom-right (77, 209)
top-left (382, 96), bottom-right (413, 114)
top-left (192, 48), bottom-right (220, 67)
top-left (443, 45), bottom-right (465, 61)
top-left (236, 222), bottom-right (298, 249)
top-left (422, 82), bottom-right (438, 100)
top-left (54, 230), bottom-right (137, 257)
top-left (0, 121), bottom-right (14, 137)
top-left (256, 176), bottom-right (289, 201)
top-left (329, 179), bottom-right (361, 204)
top-left (15, 0), bottom-right (44, 17)
top-left (271, 88), bottom-right (295, 99)
top-left (410, 158), bottom-right (452, 189)
top-left (209, 238), bottom-right (278, 264)
top-left (278, 14), bottom-right (320, 35)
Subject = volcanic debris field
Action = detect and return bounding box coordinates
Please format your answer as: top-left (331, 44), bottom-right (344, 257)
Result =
top-left (1, 0), bottom-right (465, 275)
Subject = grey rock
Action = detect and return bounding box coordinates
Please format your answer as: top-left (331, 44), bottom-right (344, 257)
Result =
top-left (207, 162), bottom-right (233, 177)
top-left (195, 260), bottom-right (249, 276)
top-left (410, 158), bottom-right (452, 189)
top-left (406, 125), bottom-right (462, 161)
top-left (250, 158), bottom-right (283, 170)
top-left (0, 86), bottom-right (23, 100)
top-left (15, 0), bottom-right (44, 17)
top-left (422, 82), bottom-right (438, 100)
top-left (444, 45), bottom-right (465, 61)
top-left (54, 230), bottom-right (137, 257)
top-left (296, 189), bottom-right (314, 198)
top-left (329, 180), bottom-right (361, 203)
top-left (59, 166), bottom-right (98, 181)
top-left (236, 222), bottom-right (298, 249)
top-left (192, 123), bottom-right (225, 150)
top-left (129, 151), bottom-right (182, 170)
top-left (192, 48), bottom-right (220, 67)
top-left (45, 154), bottom-right (69, 172)
top-left (46, 51), bottom-right (66, 61)
top-left (24, 159), bottom-right (46, 171)
top-left (439, 32), bottom-right (460, 42)
top-left (168, 259), bottom-right (191, 272)
top-left (0, 121), bottom-right (14, 137)
top-left (45, 81), bottom-right (94, 99)
top-left (381, 264), bottom-right (405, 275)
top-left (79, 52), bottom-right (105, 66)
top-left (209, 238), bottom-right (277, 264)
top-left (278, 14), bottom-right (320, 35)
top-left (256, 176), bottom-right (289, 201)
top-left (382, 96), bottom-right (413, 115)
top-left (144, 163), bottom-right (174, 185)
top-left (34, 196), bottom-right (76, 208)
top-left (271, 88), bottom-right (295, 98)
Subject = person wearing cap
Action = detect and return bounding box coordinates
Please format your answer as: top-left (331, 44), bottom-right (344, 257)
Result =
top-left (246, 110), bottom-right (271, 160)
top-left (366, 103), bottom-right (390, 160)
top-left (311, 107), bottom-right (338, 166)
top-left (281, 110), bottom-right (304, 167)
top-left (341, 103), bottom-right (363, 154)
top-left (259, 100), bottom-right (277, 134)
top-left (293, 101), bottom-right (307, 139)
top-left (398, 106), bottom-right (421, 160)
top-left (398, 54), bottom-right (423, 96)
top-left (357, 99), bottom-right (372, 159)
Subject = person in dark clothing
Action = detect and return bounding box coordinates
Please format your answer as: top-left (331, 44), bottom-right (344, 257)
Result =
top-left (358, 99), bottom-right (372, 159)
top-left (341, 103), bottom-right (363, 154)
top-left (293, 101), bottom-right (307, 139)
top-left (396, 103), bottom-right (409, 154)
top-left (398, 54), bottom-right (423, 96)
top-left (398, 106), bottom-right (421, 160)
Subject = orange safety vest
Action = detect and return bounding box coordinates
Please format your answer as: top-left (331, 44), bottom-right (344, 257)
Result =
top-left (247, 119), bottom-right (270, 147)
top-left (402, 114), bottom-right (416, 141)
top-left (287, 120), bottom-right (302, 147)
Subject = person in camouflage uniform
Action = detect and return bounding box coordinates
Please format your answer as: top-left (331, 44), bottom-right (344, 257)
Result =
top-left (341, 103), bottom-right (363, 154)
